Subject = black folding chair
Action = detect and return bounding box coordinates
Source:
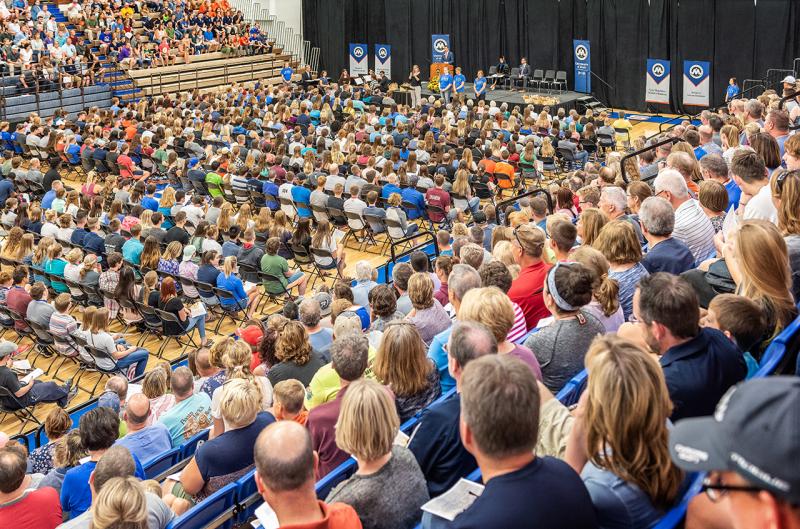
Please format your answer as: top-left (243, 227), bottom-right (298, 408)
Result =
top-left (212, 287), bottom-right (248, 332)
top-left (155, 309), bottom-right (201, 358)
top-left (0, 386), bottom-right (43, 434)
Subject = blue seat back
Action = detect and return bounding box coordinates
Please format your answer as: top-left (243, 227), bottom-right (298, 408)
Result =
top-left (180, 429), bottom-right (210, 460)
top-left (233, 469), bottom-right (259, 524)
top-left (143, 447), bottom-right (180, 480)
top-left (315, 458), bottom-right (358, 499)
top-left (165, 482), bottom-right (238, 529)
top-left (555, 369), bottom-right (588, 406)
top-left (754, 314), bottom-right (800, 378)
top-left (651, 473), bottom-right (704, 529)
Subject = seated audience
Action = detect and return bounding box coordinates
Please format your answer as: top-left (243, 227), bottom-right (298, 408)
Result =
top-left (158, 367), bottom-right (212, 447)
top-left (117, 393), bottom-right (172, 464)
top-left (594, 220), bottom-right (649, 320)
top-left (0, 443), bottom-right (62, 529)
top-left (639, 196), bottom-right (696, 275)
top-left (406, 272), bottom-right (452, 345)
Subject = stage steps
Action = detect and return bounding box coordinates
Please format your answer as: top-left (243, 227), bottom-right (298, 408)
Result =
top-left (576, 95), bottom-right (609, 115)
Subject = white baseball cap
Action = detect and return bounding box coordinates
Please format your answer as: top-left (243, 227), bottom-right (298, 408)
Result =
top-left (781, 75), bottom-right (796, 84)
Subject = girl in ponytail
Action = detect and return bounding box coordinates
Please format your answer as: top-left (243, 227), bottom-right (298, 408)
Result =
top-left (571, 245), bottom-right (624, 332)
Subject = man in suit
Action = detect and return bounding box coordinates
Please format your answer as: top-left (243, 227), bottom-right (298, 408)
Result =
top-left (515, 57), bottom-right (531, 91)
top-left (441, 45), bottom-right (454, 65)
top-left (300, 65), bottom-right (314, 90)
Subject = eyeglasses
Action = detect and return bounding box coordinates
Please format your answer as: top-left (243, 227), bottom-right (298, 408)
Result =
top-left (773, 169), bottom-right (799, 195)
top-left (702, 475), bottom-right (763, 502)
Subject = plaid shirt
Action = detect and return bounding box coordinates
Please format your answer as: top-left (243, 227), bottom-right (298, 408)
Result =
top-left (99, 269), bottom-right (120, 319)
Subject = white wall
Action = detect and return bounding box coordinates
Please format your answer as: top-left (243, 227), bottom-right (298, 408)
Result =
top-left (268, 0), bottom-right (303, 40)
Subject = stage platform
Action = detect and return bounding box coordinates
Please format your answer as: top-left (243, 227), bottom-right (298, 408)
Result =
top-left (419, 83), bottom-right (589, 113)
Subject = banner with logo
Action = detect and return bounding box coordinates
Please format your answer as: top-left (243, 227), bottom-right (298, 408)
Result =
top-left (645, 58), bottom-right (670, 104)
top-left (573, 40), bottom-right (591, 93)
top-left (375, 44), bottom-right (391, 77)
top-left (431, 34), bottom-right (450, 63)
top-left (683, 60), bottom-right (711, 107)
top-left (349, 43), bottom-right (368, 76)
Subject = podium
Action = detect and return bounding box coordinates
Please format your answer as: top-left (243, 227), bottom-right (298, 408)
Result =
top-left (430, 63), bottom-right (455, 80)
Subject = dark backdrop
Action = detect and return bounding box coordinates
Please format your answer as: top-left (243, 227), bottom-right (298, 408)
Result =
top-left (302, 0), bottom-right (800, 113)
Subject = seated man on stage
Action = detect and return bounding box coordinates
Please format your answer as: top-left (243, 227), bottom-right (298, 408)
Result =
top-left (491, 55), bottom-right (510, 89)
top-left (514, 57), bottom-right (531, 91)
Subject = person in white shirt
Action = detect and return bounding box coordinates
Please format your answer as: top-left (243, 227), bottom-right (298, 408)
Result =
top-left (654, 169), bottom-right (716, 262)
top-left (343, 185), bottom-right (367, 219)
top-left (730, 149), bottom-right (777, 223)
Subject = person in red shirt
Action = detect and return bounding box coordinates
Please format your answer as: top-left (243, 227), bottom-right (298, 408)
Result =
top-left (117, 143), bottom-right (149, 181)
top-left (6, 266), bottom-right (32, 331)
top-left (0, 443), bottom-right (63, 529)
top-left (254, 421), bottom-right (362, 529)
top-left (507, 223), bottom-right (552, 329)
top-left (424, 174), bottom-right (453, 224)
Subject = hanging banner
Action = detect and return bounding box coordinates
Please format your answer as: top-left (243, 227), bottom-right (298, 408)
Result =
top-left (683, 60), bottom-right (711, 107)
top-left (645, 58), bottom-right (671, 104)
top-left (573, 40), bottom-right (591, 93)
top-left (431, 34), bottom-right (450, 63)
top-left (375, 44), bottom-right (391, 77)
top-left (349, 43), bottom-right (368, 76)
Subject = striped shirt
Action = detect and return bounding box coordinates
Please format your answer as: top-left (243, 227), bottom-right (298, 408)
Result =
top-left (507, 301), bottom-right (528, 343)
top-left (673, 199), bottom-right (716, 263)
top-left (49, 311), bottom-right (80, 356)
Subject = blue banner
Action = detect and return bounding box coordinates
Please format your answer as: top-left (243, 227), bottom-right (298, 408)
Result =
top-left (683, 60), bottom-right (711, 106)
top-left (431, 34), bottom-right (450, 63)
top-left (375, 44), bottom-right (391, 76)
top-left (349, 43), bottom-right (368, 75)
top-left (574, 40), bottom-right (591, 93)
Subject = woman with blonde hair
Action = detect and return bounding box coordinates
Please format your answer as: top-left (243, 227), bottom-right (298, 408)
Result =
top-left (593, 220), bottom-right (649, 320)
top-left (311, 219), bottom-right (347, 277)
top-left (720, 123), bottom-right (741, 164)
top-left (235, 203), bottom-right (254, 232)
top-left (266, 320), bottom-right (325, 387)
top-left (327, 379), bottom-right (429, 529)
top-left (374, 322), bottom-right (441, 421)
top-left (492, 240), bottom-right (521, 279)
top-left (536, 335), bottom-right (684, 529)
top-left (405, 272), bottom-right (452, 345)
top-left (569, 246), bottom-right (624, 333)
top-left (723, 219), bottom-right (797, 352)
top-left (158, 186), bottom-right (177, 229)
top-left (63, 247), bottom-right (85, 297)
top-left (451, 169), bottom-right (480, 215)
top-left (85, 308), bottom-right (150, 378)
top-left (157, 240), bottom-right (183, 276)
top-left (577, 208), bottom-right (608, 247)
top-left (39, 430), bottom-right (87, 494)
top-left (771, 169), bottom-right (800, 300)
top-left (0, 226), bottom-right (23, 260)
top-left (139, 236), bottom-right (161, 271)
top-left (216, 255), bottom-right (262, 318)
top-left (141, 365), bottom-right (175, 424)
top-left (90, 476), bottom-right (149, 529)
top-left (163, 377), bottom-right (274, 515)
top-left (217, 202), bottom-right (235, 234)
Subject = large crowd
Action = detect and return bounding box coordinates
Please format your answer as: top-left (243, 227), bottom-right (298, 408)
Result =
top-left (0, 57), bottom-right (797, 529)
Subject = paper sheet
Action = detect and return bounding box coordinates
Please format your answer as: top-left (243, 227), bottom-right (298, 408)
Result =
top-left (21, 368), bottom-right (43, 384)
top-left (12, 359), bottom-right (31, 371)
top-left (190, 302), bottom-right (207, 318)
top-left (243, 281), bottom-right (258, 292)
top-left (421, 478), bottom-right (485, 521)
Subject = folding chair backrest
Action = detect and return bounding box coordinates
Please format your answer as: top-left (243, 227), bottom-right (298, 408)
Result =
top-left (164, 482), bottom-right (238, 529)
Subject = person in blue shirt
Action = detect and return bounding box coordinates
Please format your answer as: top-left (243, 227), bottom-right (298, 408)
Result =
top-left (281, 61), bottom-right (293, 84)
top-left (0, 177), bottom-right (14, 208)
top-left (262, 177), bottom-right (280, 210)
top-left (291, 176), bottom-right (312, 218)
top-left (400, 183), bottom-right (426, 220)
top-left (61, 408), bottom-right (146, 520)
top-left (117, 393), bottom-right (173, 464)
top-left (65, 138), bottom-right (81, 165)
top-left (381, 174), bottom-right (401, 200)
top-left (453, 67), bottom-right (466, 95)
top-left (438, 67), bottom-right (453, 106)
top-left (639, 197), bottom-right (696, 275)
top-left (216, 255), bottom-right (262, 319)
top-left (474, 70), bottom-right (487, 101)
top-left (725, 77), bottom-right (740, 102)
top-left (140, 183), bottom-right (160, 212)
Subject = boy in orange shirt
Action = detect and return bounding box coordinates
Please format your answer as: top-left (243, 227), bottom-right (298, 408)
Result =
top-left (271, 379), bottom-right (309, 426)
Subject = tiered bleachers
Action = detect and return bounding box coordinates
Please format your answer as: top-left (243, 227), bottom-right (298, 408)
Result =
top-left (0, 84), bottom-right (112, 123)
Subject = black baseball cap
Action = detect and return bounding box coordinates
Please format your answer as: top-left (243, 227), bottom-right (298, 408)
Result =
top-left (669, 377), bottom-right (800, 505)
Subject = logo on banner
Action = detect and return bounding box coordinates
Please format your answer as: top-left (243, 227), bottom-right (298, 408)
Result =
top-left (646, 58), bottom-right (670, 104)
top-left (689, 64), bottom-right (704, 81)
top-left (651, 62), bottom-right (665, 78)
top-left (353, 46), bottom-right (364, 59)
top-left (378, 47), bottom-right (387, 60)
top-left (575, 45), bottom-right (589, 61)
top-left (683, 60), bottom-right (710, 106)
top-left (433, 38), bottom-right (448, 54)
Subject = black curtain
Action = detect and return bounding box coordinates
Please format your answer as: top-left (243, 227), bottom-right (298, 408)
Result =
top-left (304, 0), bottom-right (800, 113)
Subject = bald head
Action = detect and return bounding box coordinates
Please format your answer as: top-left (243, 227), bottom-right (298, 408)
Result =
top-left (124, 393), bottom-right (150, 426)
top-left (255, 422), bottom-right (315, 493)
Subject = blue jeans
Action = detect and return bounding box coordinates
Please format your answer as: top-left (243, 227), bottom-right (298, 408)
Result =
top-left (115, 346), bottom-right (150, 378)
top-left (184, 314), bottom-right (207, 340)
top-left (287, 271), bottom-right (304, 283)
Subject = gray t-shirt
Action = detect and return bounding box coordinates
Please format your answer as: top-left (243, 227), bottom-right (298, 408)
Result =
top-left (326, 445), bottom-right (429, 529)
top-left (524, 310), bottom-right (606, 393)
top-left (57, 492), bottom-right (174, 529)
top-left (785, 234), bottom-right (800, 302)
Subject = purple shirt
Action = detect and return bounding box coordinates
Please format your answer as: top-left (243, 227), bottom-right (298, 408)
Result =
top-left (507, 344), bottom-right (543, 381)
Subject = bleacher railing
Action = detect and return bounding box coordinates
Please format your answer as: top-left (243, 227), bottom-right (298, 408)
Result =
top-left (620, 136), bottom-right (682, 184)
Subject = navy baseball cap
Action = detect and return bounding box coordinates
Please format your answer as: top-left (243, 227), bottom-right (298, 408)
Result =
top-left (669, 377), bottom-right (800, 505)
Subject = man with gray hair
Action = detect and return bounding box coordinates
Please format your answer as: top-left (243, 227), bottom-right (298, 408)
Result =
top-left (157, 366), bottom-right (212, 447)
top-left (307, 333), bottom-right (370, 478)
top-left (299, 298), bottom-right (333, 361)
top-left (351, 260), bottom-right (377, 308)
top-left (598, 186), bottom-right (645, 244)
top-left (428, 264), bottom-right (483, 392)
top-left (699, 153), bottom-right (741, 209)
top-left (665, 151), bottom-right (699, 192)
top-left (639, 197), bottom-right (695, 275)
top-left (654, 169), bottom-right (716, 262)
top-left (698, 124), bottom-right (723, 157)
top-left (58, 445), bottom-right (174, 529)
top-left (253, 422), bottom-right (360, 527)
top-left (410, 321), bottom-right (497, 497)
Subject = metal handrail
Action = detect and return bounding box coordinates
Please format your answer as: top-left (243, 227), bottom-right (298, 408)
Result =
top-left (621, 136), bottom-right (682, 183)
top-left (658, 113), bottom-right (693, 133)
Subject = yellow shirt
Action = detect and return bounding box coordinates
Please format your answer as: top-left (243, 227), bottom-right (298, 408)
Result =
top-left (612, 118), bottom-right (633, 132)
top-left (304, 345), bottom-right (377, 410)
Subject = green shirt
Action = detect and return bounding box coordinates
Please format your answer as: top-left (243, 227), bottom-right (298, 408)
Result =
top-left (205, 172), bottom-right (223, 197)
top-left (260, 253), bottom-right (289, 294)
top-left (304, 346), bottom-right (377, 410)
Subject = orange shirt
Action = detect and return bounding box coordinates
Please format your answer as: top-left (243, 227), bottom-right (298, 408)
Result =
top-left (687, 179), bottom-right (699, 195)
top-left (479, 158), bottom-right (496, 175)
top-left (280, 501), bottom-right (363, 529)
top-left (494, 161), bottom-right (516, 188)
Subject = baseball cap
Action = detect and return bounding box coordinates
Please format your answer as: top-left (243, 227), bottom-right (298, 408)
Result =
top-left (236, 325), bottom-right (263, 347)
top-left (188, 157), bottom-right (199, 168)
top-left (781, 75), bottom-right (796, 84)
top-left (315, 291), bottom-right (332, 317)
top-left (0, 341), bottom-right (18, 359)
top-left (669, 377), bottom-right (800, 505)
top-left (182, 245), bottom-right (197, 262)
top-left (97, 391), bottom-right (121, 414)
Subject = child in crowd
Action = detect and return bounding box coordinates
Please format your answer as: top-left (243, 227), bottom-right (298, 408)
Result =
top-left (701, 293), bottom-right (768, 377)
top-left (436, 229), bottom-right (452, 256)
top-left (270, 379), bottom-right (308, 425)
